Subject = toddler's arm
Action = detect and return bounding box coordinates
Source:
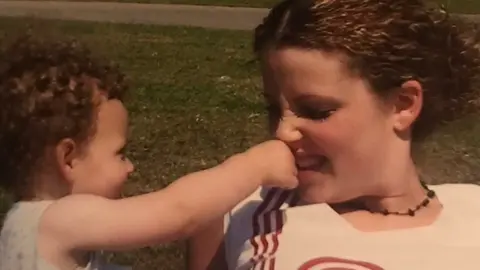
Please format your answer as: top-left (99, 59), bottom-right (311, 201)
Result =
top-left (39, 140), bottom-right (297, 252)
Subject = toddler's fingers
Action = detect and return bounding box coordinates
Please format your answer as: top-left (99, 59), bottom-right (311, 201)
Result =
top-left (282, 177), bottom-right (299, 190)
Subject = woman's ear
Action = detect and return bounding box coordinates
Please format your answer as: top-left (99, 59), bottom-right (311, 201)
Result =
top-left (55, 138), bottom-right (78, 183)
top-left (392, 80), bottom-right (423, 133)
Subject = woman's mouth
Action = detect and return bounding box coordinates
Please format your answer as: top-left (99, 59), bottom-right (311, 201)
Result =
top-left (296, 156), bottom-right (329, 171)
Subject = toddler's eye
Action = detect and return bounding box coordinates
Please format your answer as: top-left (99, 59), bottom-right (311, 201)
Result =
top-left (117, 147), bottom-right (127, 160)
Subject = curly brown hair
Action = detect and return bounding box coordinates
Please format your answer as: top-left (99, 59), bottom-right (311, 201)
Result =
top-left (0, 35), bottom-right (127, 200)
top-left (254, 0), bottom-right (480, 141)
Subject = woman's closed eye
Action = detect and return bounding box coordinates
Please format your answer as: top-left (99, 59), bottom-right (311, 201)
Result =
top-left (291, 94), bottom-right (340, 121)
top-left (295, 106), bottom-right (336, 121)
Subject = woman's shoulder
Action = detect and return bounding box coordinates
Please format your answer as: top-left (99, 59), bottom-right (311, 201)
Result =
top-left (430, 183), bottom-right (480, 209)
top-left (430, 182), bottom-right (480, 196)
top-left (227, 187), bottom-right (297, 220)
top-left (223, 188), bottom-right (297, 266)
top-left (224, 187), bottom-right (297, 236)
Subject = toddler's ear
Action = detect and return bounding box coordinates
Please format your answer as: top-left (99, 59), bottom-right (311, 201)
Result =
top-left (55, 138), bottom-right (79, 182)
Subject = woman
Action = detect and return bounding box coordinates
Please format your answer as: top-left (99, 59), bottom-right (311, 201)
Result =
top-left (188, 0), bottom-right (480, 269)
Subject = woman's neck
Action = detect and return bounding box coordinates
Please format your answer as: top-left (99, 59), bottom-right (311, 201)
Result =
top-left (362, 182), bottom-right (429, 214)
top-left (351, 159), bottom-right (433, 215)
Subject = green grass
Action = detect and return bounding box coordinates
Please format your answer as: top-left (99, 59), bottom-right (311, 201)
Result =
top-left (20, 0), bottom-right (480, 13)
top-left (22, 0), bottom-right (279, 8)
top-left (436, 0), bottom-right (480, 14)
top-left (0, 16), bottom-right (480, 269)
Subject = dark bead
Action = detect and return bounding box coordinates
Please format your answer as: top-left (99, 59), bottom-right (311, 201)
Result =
top-left (368, 185), bottom-right (436, 216)
top-left (420, 181), bottom-right (428, 189)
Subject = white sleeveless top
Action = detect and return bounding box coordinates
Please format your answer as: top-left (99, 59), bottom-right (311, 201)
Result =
top-left (224, 184), bottom-right (480, 270)
top-left (0, 200), bottom-right (130, 270)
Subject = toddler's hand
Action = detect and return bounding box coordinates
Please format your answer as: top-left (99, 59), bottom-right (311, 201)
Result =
top-left (245, 140), bottom-right (298, 189)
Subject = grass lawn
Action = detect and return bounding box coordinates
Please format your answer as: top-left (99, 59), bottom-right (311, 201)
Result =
top-left (20, 0), bottom-right (480, 13)
top-left (0, 16), bottom-right (480, 269)
top-left (436, 0), bottom-right (480, 14)
top-left (18, 0), bottom-right (278, 8)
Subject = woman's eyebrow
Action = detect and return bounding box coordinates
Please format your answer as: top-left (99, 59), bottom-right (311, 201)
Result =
top-left (292, 94), bottom-right (342, 107)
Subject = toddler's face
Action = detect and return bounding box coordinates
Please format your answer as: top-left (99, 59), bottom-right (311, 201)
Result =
top-left (69, 98), bottom-right (134, 198)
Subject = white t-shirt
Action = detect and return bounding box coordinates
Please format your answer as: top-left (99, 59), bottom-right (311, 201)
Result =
top-left (224, 184), bottom-right (480, 270)
top-left (0, 200), bottom-right (130, 270)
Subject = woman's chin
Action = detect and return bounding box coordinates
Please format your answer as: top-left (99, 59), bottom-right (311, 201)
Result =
top-left (297, 189), bottom-right (328, 205)
top-left (298, 169), bottom-right (330, 184)
top-left (297, 171), bottom-right (332, 204)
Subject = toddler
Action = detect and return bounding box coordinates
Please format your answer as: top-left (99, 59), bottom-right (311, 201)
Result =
top-left (0, 36), bottom-right (298, 270)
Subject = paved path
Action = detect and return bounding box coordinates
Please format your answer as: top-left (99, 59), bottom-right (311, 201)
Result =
top-left (0, 1), bottom-right (268, 30)
top-left (0, 1), bottom-right (478, 30)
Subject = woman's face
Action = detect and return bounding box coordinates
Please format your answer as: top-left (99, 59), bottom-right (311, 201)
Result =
top-left (261, 48), bottom-right (401, 204)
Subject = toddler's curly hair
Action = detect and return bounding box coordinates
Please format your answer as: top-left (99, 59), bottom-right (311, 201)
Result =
top-left (0, 35), bottom-right (127, 200)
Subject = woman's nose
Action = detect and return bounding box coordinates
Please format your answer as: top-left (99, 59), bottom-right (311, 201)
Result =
top-left (275, 115), bottom-right (302, 145)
